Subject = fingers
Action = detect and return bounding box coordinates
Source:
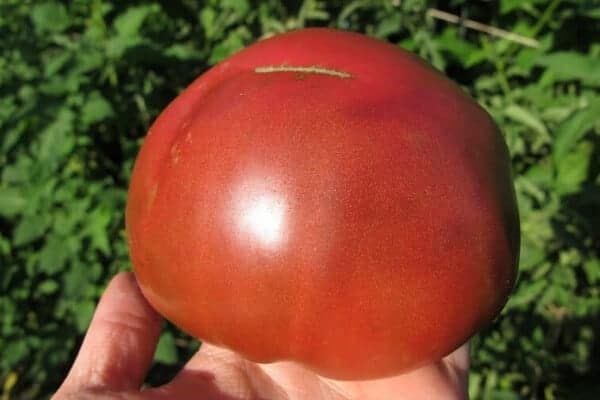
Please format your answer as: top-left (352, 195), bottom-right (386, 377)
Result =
top-left (147, 341), bottom-right (470, 400)
top-left (56, 272), bottom-right (163, 396)
top-left (442, 341), bottom-right (470, 391)
top-left (367, 342), bottom-right (470, 400)
top-left (318, 342), bottom-right (471, 400)
top-left (148, 343), bottom-right (286, 400)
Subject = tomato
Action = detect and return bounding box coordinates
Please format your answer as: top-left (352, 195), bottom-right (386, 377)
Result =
top-left (126, 28), bottom-right (519, 380)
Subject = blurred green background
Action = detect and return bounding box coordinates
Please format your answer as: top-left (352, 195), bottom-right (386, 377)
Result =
top-left (1, 0), bottom-right (599, 399)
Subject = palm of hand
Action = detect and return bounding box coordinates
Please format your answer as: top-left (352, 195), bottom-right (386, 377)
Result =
top-left (54, 273), bottom-right (469, 400)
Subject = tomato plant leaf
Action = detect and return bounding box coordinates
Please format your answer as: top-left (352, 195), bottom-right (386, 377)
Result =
top-left (154, 332), bottom-right (178, 365)
top-left (81, 91), bottom-right (115, 126)
top-left (0, 188), bottom-right (26, 218)
top-left (537, 52), bottom-right (600, 86)
top-left (555, 141), bottom-right (593, 195)
top-left (13, 216), bottom-right (49, 247)
top-left (552, 99), bottom-right (600, 163)
top-left (31, 2), bottom-right (70, 33)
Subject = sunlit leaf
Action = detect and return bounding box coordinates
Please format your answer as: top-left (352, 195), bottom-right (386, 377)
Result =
top-left (504, 104), bottom-right (549, 137)
top-left (553, 99), bottom-right (600, 163)
top-left (154, 332), bottom-right (178, 365)
top-left (74, 300), bottom-right (96, 333)
top-left (39, 235), bottom-right (69, 274)
top-left (537, 52), bottom-right (600, 86)
top-left (0, 188), bottom-right (26, 218)
top-left (38, 280), bottom-right (59, 295)
top-left (113, 4), bottom-right (158, 37)
top-left (31, 2), bottom-right (70, 33)
top-left (81, 91), bottom-right (115, 126)
top-left (13, 216), bottom-right (49, 247)
top-left (555, 141), bottom-right (593, 195)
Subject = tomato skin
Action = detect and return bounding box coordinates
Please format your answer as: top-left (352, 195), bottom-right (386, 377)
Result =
top-left (126, 28), bottom-right (519, 380)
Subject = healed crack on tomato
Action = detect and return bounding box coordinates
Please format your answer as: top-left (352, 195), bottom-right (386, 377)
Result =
top-left (170, 142), bottom-right (181, 165)
top-left (254, 65), bottom-right (352, 78)
top-left (147, 183), bottom-right (158, 211)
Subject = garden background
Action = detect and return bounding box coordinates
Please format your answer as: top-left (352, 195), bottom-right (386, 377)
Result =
top-left (1, 0), bottom-right (599, 399)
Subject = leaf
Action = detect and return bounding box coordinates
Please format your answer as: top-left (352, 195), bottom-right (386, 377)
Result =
top-left (154, 332), bottom-right (178, 365)
top-left (553, 99), bottom-right (600, 163)
top-left (31, 2), bottom-right (70, 33)
top-left (39, 235), bottom-right (69, 274)
top-left (555, 141), bottom-right (593, 196)
top-left (500, 0), bottom-right (546, 14)
top-left (39, 74), bottom-right (82, 96)
top-left (85, 208), bottom-right (112, 256)
top-left (73, 44), bottom-right (104, 74)
top-left (583, 7), bottom-right (600, 19)
top-left (2, 157), bottom-right (32, 184)
top-left (437, 27), bottom-right (486, 68)
top-left (81, 91), bottom-right (115, 126)
top-left (74, 300), bottom-right (96, 333)
top-left (509, 280), bottom-right (547, 307)
top-left (537, 52), bottom-right (600, 86)
top-left (14, 216), bottom-right (49, 246)
top-left (0, 188), bottom-right (26, 218)
top-left (106, 4), bottom-right (160, 60)
top-left (37, 107), bottom-right (75, 166)
top-left (113, 5), bottom-right (158, 37)
top-left (504, 104), bottom-right (549, 137)
top-left (38, 280), bottom-right (59, 295)
top-left (515, 48), bottom-right (544, 73)
top-left (374, 14), bottom-right (402, 38)
top-left (200, 7), bottom-right (218, 39)
top-left (44, 51), bottom-right (72, 76)
top-left (524, 161), bottom-right (554, 187)
top-left (519, 242), bottom-right (546, 271)
top-left (63, 264), bottom-right (89, 298)
top-left (1, 340), bottom-right (28, 366)
top-left (583, 259), bottom-right (600, 284)
top-left (105, 35), bottom-right (146, 59)
top-left (298, 0), bottom-right (329, 22)
top-left (208, 29), bottom-right (248, 64)
top-left (221, 0), bottom-right (251, 15)
top-left (164, 44), bottom-right (203, 61)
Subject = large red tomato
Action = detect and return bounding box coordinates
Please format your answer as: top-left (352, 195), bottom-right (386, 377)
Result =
top-left (126, 28), bottom-right (519, 380)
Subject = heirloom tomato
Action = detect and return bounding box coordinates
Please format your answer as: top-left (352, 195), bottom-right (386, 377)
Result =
top-left (126, 28), bottom-right (519, 380)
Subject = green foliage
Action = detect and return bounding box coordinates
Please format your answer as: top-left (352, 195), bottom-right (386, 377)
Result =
top-left (1, 0), bottom-right (599, 399)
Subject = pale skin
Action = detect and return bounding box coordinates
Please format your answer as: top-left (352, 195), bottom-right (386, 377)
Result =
top-left (53, 272), bottom-right (470, 400)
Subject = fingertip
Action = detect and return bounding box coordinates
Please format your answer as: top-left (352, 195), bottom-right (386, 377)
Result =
top-left (103, 271), bottom-right (162, 325)
top-left (110, 270), bottom-right (137, 288)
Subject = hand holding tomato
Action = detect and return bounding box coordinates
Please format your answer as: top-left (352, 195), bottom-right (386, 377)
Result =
top-left (53, 272), bottom-right (470, 400)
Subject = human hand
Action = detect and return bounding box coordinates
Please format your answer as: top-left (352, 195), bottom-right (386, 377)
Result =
top-left (53, 272), bottom-right (470, 400)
